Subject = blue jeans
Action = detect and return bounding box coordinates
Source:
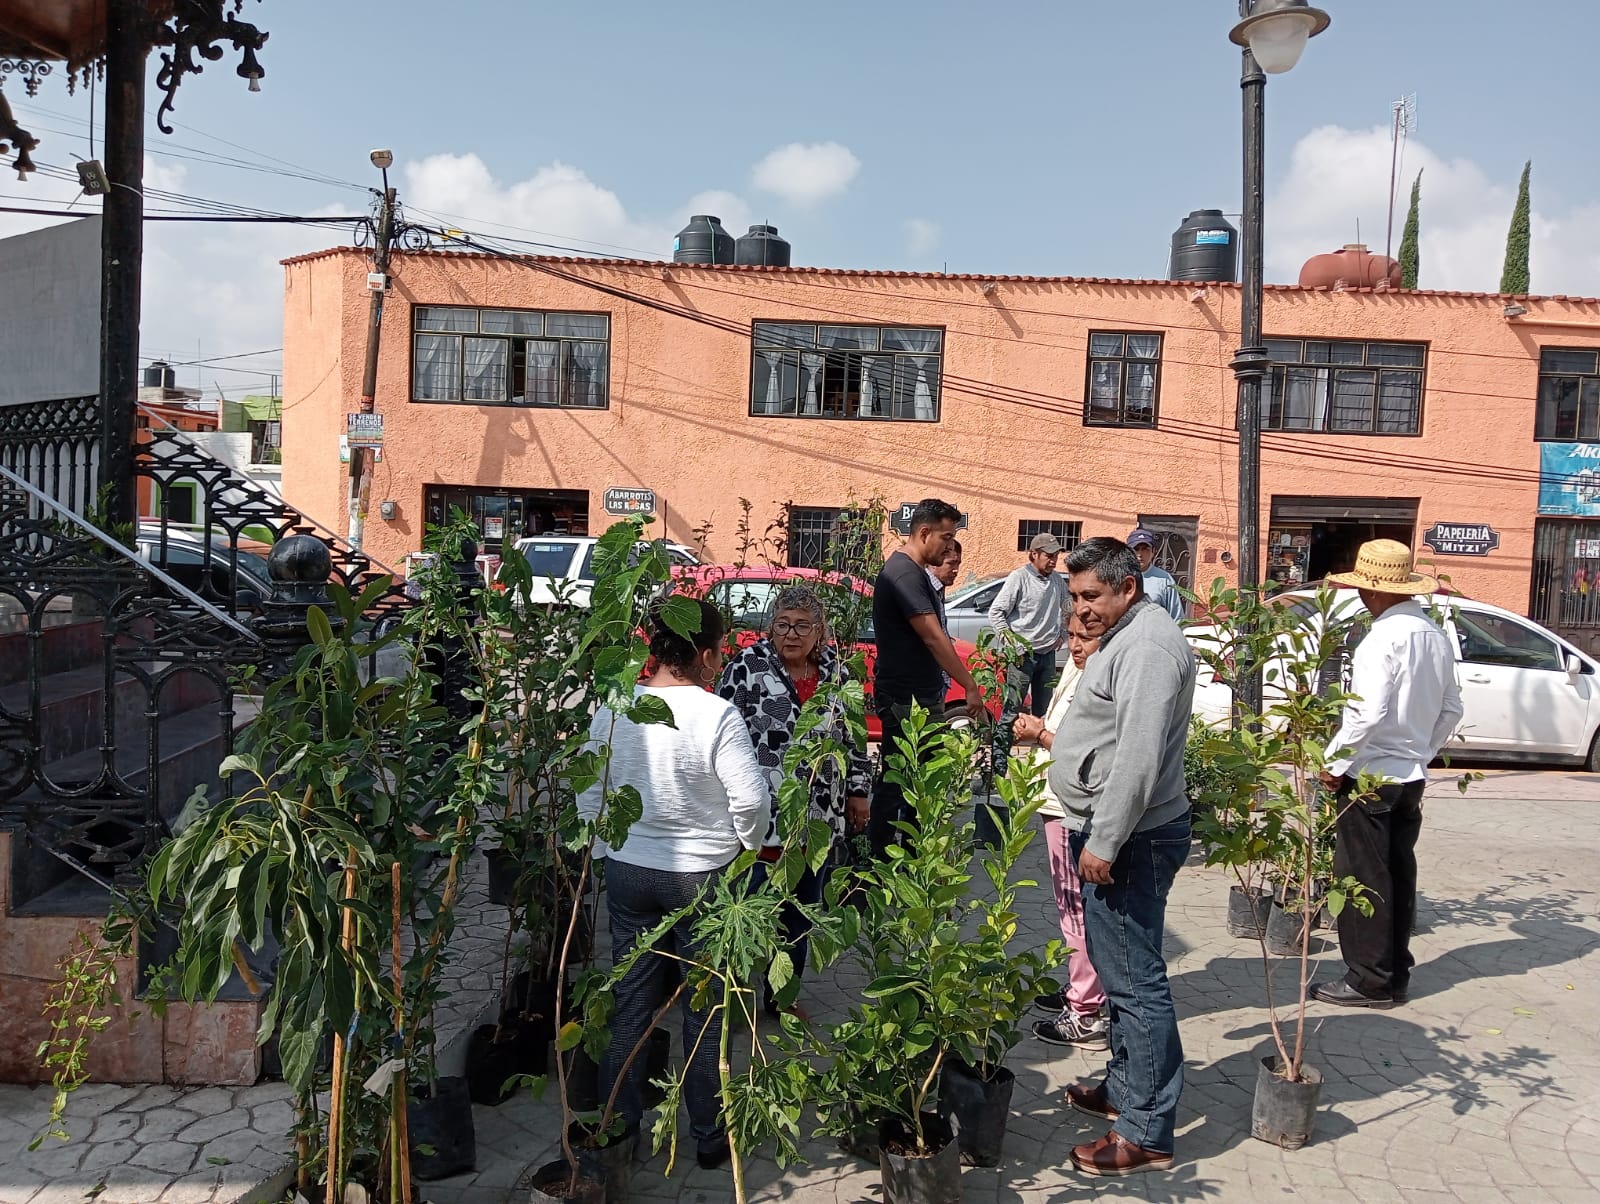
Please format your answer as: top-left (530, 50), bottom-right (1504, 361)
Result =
top-left (600, 858), bottom-right (726, 1149)
top-left (997, 649), bottom-right (1055, 775)
top-left (748, 855), bottom-right (827, 1006)
top-left (1070, 813), bottom-right (1191, 1154)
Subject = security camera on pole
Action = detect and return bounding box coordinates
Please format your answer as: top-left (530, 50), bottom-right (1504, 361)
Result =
top-left (348, 148), bottom-right (397, 550)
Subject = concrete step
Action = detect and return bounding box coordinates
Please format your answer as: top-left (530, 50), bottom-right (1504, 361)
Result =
top-left (0, 663), bottom-right (224, 767)
top-left (0, 615), bottom-right (105, 688)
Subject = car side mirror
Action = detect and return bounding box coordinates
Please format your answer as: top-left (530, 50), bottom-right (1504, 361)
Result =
top-left (1565, 653), bottom-right (1583, 678)
top-left (234, 587), bottom-right (263, 611)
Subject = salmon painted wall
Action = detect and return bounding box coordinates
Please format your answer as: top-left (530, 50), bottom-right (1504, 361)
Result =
top-left (280, 247), bottom-right (1600, 615)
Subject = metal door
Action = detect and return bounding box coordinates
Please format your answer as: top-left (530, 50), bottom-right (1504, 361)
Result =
top-left (1138, 514), bottom-right (1198, 599)
top-left (1531, 517), bottom-right (1600, 657)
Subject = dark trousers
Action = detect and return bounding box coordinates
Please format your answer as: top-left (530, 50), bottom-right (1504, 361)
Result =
top-left (1333, 779), bottom-right (1425, 998)
top-left (600, 858), bottom-right (726, 1148)
top-left (748, 856), bottom-right (826, 1004)
top-left (996, 648), bottom-right (1056, 775)
top-left (1071, 814), bottom-right (1191, 1154)
top-left (869, 701), bottom-right (942, 858)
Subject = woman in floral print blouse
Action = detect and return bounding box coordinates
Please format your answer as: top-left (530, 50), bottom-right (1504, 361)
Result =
top-left (716, 583), bottom-right (872, 1014)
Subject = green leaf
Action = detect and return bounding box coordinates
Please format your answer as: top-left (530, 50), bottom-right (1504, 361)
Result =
top-left (556, 1021), bottom-right (583, 1052)
top-left (657, 594), bottom-right (704, 642)
top-left (305, 605), bottom-right (334, 648)
top-left (625, 692), bottom-right (676, 729)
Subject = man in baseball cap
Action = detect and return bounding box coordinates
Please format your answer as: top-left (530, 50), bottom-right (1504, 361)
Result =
top-left (987, 530), bottom-right (1071, 781)
top-left (1127, 528), bottom-right (1185, 622)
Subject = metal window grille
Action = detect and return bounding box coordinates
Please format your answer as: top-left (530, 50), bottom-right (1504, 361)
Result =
top-left (1015, 519), bottom-right (1082, 553)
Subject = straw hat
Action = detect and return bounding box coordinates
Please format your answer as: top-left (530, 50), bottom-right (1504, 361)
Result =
top-left (1325, 539), bottom-right (1438, 595)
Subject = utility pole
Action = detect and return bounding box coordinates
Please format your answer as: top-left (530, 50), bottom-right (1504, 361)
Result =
top-left (100, 0), bottom-right (147, 528)
top-left (1383, 94), bottom-right (1416, 265)
top-left (347, 150), bottom-right (396, 550)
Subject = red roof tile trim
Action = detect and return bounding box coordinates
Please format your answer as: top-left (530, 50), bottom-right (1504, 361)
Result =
top-left (277, 244), bottom-right (1600, 306)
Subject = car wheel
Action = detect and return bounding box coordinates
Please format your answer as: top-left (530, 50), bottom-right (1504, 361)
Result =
top-left (1586, 728), bottom-right (1600, 774)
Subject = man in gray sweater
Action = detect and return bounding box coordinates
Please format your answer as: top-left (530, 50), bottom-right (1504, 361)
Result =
top-left (1048, 536), bottom-right (1194, 1178)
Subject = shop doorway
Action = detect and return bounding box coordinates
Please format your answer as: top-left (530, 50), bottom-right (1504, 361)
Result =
top-left (423, 485), bottom-right (590, 551)
top-left (1267, 496), bottom-right (1419, 589)
top-left (1531, 517), bottom-right (1600, 655)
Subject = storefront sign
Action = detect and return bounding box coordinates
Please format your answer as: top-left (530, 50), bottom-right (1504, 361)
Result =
top-left (1539, 442), bottom-right (1600, 516)
top-left (1576, 539), bottom-right (1600, 560)
top-left (888, 502), bottom-right (969, 536)
top-left (346, 412), bottom-right (385, 447)
top-left (1422, 522), bottom-right (1500, 557)
top-left (604, 487), bottom-right (656, 515)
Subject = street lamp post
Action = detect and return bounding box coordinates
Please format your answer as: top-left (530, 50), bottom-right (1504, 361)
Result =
top-left (1227, 0), bottom-right (1329, 712)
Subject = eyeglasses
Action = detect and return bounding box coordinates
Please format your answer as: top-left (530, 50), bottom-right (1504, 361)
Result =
top-left (772, 620), bottom-right (817, 637)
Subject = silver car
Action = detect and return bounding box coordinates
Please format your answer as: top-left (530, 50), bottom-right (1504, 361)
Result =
top-left (943, 575), bottom-right (1071, 670)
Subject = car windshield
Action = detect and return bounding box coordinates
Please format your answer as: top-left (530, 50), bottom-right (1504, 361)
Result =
top-left (517, 541), bottom-right (579, 577)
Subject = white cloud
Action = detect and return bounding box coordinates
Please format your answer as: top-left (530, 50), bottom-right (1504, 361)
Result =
top-left (1268, 124), bottom-right (1600, 295)
top-left (751, 142), bottom-right (860, 207)
top-left (904, 218), bottom-right (941, 258)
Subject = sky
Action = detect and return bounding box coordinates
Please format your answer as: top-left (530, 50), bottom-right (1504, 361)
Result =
top-left (2, 0), bottom-right (1597, 400)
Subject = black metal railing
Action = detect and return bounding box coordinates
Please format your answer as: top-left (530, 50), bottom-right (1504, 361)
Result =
top-left (0, 395), bottom-right (101, 520)
top-left (134, 403), bottom-right (411, 627)
top-left (0, 464), bottom-right (263, 871)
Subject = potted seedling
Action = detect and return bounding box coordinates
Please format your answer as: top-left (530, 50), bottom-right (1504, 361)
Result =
top-left (1189, 581), bottom-right (1377, 1150)
top-left (935, 753), bottom-right (1061, 1168)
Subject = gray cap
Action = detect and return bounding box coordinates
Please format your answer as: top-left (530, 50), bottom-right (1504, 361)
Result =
top-left (1029, 532), bottom-right (1063, 554)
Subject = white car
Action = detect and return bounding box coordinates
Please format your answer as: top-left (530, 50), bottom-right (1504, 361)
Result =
top-left (504, 536), bottom-right (700, 607)
top-left (944, 575), bottom-right (1071, 670)
top-left (1189, 590), bottom-right (1600, 770)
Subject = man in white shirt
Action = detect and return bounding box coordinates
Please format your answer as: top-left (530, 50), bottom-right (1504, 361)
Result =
top-left (1313, 540), bottom-right (1463, 1009)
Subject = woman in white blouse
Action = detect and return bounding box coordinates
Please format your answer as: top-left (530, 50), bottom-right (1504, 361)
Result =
top-left (576, 597), bottom-right (766, 1170)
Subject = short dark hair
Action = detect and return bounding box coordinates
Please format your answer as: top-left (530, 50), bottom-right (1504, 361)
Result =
top-left (648, 597), bottom-right (725, 671)
top-left (1065, 536), bottom-right (1144, 595)
top-left (909, 498), bottom-right (961, 534)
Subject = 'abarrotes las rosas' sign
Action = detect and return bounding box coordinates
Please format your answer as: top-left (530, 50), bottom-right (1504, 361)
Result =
top-left (603, 487), bottom-right (656, 516)
top-left (889, 502), bottom-right (969, 536)
top-left (1422, 522), bottom-right (1500, 557)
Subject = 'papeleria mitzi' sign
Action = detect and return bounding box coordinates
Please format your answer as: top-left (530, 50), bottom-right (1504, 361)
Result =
top-left (1422, 522), bottom-right (1499, 557)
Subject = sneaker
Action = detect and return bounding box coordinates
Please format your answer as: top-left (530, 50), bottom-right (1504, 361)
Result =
top-left (1033, 1011), bottom-right (1110, 1051)
top-left (1033, 990), bottom-right (1069, 1014)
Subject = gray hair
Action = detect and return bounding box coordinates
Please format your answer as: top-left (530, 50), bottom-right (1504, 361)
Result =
top-left (1065, 537), bottom-right (1145, 595)
top-left (773, 583), bottom-right (826, 626)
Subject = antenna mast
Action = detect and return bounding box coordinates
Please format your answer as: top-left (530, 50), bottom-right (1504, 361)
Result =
top-left (1385, 93), bottom-right (1417, 263)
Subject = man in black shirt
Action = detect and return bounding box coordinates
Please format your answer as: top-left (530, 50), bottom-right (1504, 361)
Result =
top-left (870, 498), bottom-right (985, 854)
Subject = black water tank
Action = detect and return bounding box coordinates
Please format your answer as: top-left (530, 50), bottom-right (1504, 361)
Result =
top-left (143, 360), bottom-right (175, 389)
top-left (1169, 209), bottom-right (1238, 282)
top-left (672, 215), bottom-right (735, 265)
top-left (735, 224), bottom-right (791, 268)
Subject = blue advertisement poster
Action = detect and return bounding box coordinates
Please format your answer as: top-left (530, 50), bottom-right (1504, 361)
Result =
top-left (1538, 443), bottom-right (1600, 516)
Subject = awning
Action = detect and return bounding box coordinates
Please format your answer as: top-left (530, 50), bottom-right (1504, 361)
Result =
top-left (1270, 495), bottom-right (1421, 524)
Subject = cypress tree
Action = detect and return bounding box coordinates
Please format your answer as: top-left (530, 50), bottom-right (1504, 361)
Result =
top-left (1499, 159), bottom-right (1531, 295)
top-left (1398, 169), bottom-right (1422, 289)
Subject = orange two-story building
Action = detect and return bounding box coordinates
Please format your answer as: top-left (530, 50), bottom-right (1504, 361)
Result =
top-left (279, 245), bottom-right (1600, 649)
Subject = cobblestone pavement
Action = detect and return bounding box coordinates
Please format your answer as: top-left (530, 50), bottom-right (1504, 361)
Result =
top-left (3, 767), bottom-right (1597, 1203)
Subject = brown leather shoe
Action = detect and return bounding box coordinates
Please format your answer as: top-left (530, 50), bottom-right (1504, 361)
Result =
top-left (1065, 1082), bottom-right (1119, 1121)
top-left (1070, 1129), bottom-right (1175, 1177)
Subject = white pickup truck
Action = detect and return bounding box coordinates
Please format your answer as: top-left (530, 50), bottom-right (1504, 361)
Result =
top-left (503, 535), bottom-right (701, 607)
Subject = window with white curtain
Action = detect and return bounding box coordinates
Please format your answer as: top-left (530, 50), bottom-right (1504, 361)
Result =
top-left (749, 322), bottom-right (944, 422)
top-left (410, 305), bottom-right (610, 408)
top-left (1262, 338), bottom-right (1425, 434)
top-left (1084, 331), bottom-right (1163, 427)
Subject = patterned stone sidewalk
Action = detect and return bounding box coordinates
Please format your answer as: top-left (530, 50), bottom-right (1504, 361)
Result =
top-left (3, 766), bottom-right (1598, 1203)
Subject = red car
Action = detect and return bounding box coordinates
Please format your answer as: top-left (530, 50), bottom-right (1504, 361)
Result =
top-left (672, 564), bottom-right (992, 742)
